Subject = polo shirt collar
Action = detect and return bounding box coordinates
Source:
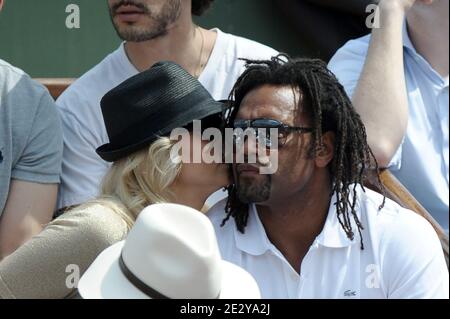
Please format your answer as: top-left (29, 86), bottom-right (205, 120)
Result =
top-left (234, 186), bottom-right (363, 256)
top-left (234, 203), bottom-right (273, 256)
top-left (402, 20), bottom-right (416, 53)
top-left (315, 190), bottom-right (362, 248)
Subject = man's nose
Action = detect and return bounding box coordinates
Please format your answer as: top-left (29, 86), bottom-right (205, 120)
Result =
top-left (242, 132), bottom-right (270, 165)
top-left (242, 133), bottom-right (259, 157)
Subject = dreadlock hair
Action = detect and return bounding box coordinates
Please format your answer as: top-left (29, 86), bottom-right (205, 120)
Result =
top-left (222, 54), bottom-right (386, 249)
top-left (192, 0), bottom-right (214, 16)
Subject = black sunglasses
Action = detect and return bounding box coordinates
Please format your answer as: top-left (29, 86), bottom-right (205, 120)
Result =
top-left (232, 118), bottom-right (313, 148)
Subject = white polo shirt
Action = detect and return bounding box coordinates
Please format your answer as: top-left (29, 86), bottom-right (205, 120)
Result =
top-left (329, 23), bottom-right (449, 234)
top-left (208, 186), bottom-right (449, 299)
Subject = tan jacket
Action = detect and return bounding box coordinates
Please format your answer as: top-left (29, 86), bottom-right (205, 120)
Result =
top-left (0, 203), bottom-right (129, 299)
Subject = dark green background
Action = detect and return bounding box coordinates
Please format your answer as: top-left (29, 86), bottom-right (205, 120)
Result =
top-left (0, 0), bottom-right (309, 77)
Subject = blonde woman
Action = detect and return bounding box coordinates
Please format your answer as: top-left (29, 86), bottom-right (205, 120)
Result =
top-left (0, 61), bottom-right (230, 299)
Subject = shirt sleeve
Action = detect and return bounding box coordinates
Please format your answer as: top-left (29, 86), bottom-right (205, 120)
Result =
top-left (328, 37), bottom-right (369, 99)
top-left (328, 36), bottom-right (403, 170)
top-left (0, 205), bottom-right (128, 299)
top-left (380, 211), bottom-right (449, 299)
top-left (57, 92), bottom-right (110, 209)
top-left (11, 91), bottom-right (63, 184)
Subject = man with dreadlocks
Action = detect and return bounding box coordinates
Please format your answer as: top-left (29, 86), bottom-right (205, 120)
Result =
top-left (208, 54), bottom-right (449, 299)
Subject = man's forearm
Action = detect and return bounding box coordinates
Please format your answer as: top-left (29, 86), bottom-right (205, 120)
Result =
top-left (0, 181), bottom-right (57, 260)
top-left (352, 1), bottom-right (410, 167)
top-left (0, 218), bottom-right (46, 261)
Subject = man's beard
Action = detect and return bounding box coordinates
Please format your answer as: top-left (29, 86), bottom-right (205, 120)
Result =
top-left (110, 0), bottom-right (182, 42)
top-left (235, 173), bottom-right (272, 203)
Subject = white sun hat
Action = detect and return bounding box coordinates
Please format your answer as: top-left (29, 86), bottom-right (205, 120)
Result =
top-left (78, 203), bottom-right (260, 299)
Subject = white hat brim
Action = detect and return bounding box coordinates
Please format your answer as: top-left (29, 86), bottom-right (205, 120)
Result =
top-left (78, 241), bottom-right (149, 299)
top-left (78, 241), bottom-right (260, 299)
top-left (219, 261), bottom-right (261, 299)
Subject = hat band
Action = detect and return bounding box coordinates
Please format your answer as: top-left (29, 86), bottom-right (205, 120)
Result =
top-left (119, 253), bottom-right (222, 299)
top-left (119, 254), bottom-right (170, 299)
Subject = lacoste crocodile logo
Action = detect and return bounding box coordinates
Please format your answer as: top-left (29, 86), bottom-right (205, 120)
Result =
top-left (344, 290), bottom-right (357, 297)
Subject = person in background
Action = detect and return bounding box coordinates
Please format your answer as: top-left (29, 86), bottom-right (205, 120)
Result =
top-left (208, 55), bottom-right (449, 299)
top-left (57, 0), bottom-right (278, 212)
top-left (329, 0), bottom-right (449, 234)
top-left (0, 0), bottom-right (63, 260)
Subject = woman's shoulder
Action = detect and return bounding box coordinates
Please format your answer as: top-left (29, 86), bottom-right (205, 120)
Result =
top-left (51, 200), bottom-right (130, 245)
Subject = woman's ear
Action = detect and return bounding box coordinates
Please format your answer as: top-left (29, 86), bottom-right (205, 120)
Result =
top-left (0, 0), bottom-right (4, 12)
top-left (315, 131), bottom-right (335, 168)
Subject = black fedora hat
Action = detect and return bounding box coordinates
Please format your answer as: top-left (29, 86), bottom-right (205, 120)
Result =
top-left (96, 61), bottom-right (225, 162)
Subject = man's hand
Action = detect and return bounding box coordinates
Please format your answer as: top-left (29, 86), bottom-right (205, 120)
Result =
top-left (379, 0), bottom-right (433, 14)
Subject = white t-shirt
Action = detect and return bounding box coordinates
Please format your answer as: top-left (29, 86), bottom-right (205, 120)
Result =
top-left (57, 29), bottom-right (278, 209)
top-left (0, 59), bottom-right (63, 215)
top-left (208, 186), bottom-right (449, 299)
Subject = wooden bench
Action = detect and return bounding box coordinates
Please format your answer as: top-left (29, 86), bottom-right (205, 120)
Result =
top-left (36, 77), bottom-right (450, 266)
top-left (35, 78), bottom-right (75, 100)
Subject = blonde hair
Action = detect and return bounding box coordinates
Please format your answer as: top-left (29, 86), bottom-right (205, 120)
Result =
top-left (93, 137), bottom-right (182, 227)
